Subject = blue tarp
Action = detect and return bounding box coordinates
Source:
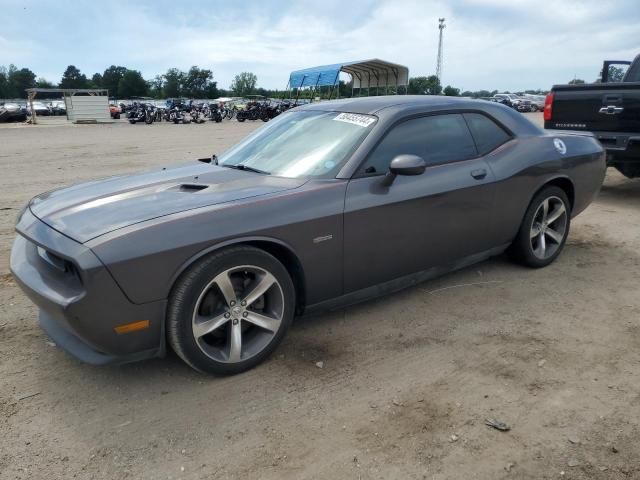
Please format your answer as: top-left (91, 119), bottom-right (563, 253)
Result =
top-left (288, 63), bottom-right (343, 89)
top-left (288, 59), bottom-right (410, 90)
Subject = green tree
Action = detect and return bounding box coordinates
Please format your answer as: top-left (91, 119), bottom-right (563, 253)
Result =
top-left (59, 65), bottom-right (88, 89)
top-left (408, 75), bottom-right (441, 95)
top-left (163, 68), bottom-right (184, 98)
top-left (443, 85), bottom-right (460, 96)
top-left (90, 73), bottom-right (103, 88)
top-left (182, 66), bottom-right (218, 98)
top-left (0, 66), bottom-right (9, 98)
top-left (9, 66), bottom-right (37, 98)
top-left (231, 72), bottom-right (257, 97)
top-left (118, 70), bottom-right (148, 98)
top-left (35, 77), bottom-right (54, 88)
top-left (338, 79), bottom-right (353, 98)
top-left (102, 65), bottom-right (127, 97)
top-left (147, 75), bottom-right (164, 98)
top-left (568, 78), bottom-right (585, 85)
top-left (606, 66), bottom-right (625, 82)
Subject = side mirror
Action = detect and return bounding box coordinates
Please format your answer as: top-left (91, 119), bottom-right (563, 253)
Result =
top-left (382, 155), bottom-right (427, 186)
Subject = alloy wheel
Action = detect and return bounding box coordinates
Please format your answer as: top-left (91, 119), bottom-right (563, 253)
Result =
top-left (530, 196), bottom-right (568, 260)
top-left (191, 265), bottom-right (284, 363)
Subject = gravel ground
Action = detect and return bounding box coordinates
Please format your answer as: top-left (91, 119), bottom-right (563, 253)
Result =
top-left (0, 113), bottom-right (639, 479)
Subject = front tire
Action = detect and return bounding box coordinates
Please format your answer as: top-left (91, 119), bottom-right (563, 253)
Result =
top-left (509, 186), bottom-right (571, 268)
top-left (167, 246), bottom-right (295, 375)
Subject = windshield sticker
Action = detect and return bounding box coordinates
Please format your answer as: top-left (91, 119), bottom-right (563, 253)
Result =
top-left (333, 112), bottom-right (376, 128)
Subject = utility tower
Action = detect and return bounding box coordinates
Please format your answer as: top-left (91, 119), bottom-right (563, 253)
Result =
top-left (436, 18), bottom-right (446, 85)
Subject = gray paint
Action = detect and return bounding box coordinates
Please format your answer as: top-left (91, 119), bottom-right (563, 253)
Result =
top-left (10, 96), bottom-right (606, 365)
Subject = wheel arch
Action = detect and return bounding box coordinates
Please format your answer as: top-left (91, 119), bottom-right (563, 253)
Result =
top-left (539, 176), bottom-right (575, 211)
top-left (525, 175), bottom-right (575, 215)
top-left (509, 175), bottom-right (575, 244)
top-left (168, 236), bottom-right (307, 315)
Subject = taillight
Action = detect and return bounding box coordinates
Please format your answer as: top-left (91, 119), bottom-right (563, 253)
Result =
top-left (543, 93), bottom-right (554, 121)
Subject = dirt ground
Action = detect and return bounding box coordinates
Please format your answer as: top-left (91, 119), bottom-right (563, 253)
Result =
top-left (0, 113), bottom-right (639, 480)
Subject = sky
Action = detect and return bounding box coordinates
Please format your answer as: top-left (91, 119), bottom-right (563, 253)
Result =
top-left (1, 0), bottom-right (639, 92)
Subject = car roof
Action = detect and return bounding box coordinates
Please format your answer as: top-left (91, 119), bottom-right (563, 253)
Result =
top-left (296, 95), bottom-right (483, 116)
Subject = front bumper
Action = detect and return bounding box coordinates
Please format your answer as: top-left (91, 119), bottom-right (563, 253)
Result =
top-left (10, 208), bottom-right (166, 365)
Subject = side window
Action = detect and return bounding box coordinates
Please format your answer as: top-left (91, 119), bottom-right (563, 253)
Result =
top-left (463, 113), bottom-right (512, 155)
top-left (359, 114), bottom-right (477, 175)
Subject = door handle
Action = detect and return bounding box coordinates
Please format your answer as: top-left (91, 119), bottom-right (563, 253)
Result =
top-left (599, 105), bottom-right (624, 115)
top-left (471, 168), bottom-right (487, 180)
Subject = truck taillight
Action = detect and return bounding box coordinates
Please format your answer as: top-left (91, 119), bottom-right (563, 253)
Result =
top-left (543, 93), bottom-right (554, 121)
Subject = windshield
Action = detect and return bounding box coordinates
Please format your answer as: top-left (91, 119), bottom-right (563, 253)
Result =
top-left (218, 110), bottom-right (377, 178)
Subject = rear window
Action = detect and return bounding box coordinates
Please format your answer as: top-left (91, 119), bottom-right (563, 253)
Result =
top-left (463, 113), bottom-right (512, 155)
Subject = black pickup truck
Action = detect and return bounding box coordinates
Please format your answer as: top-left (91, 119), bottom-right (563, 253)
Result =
top-left (544, 55), bottom-right (640, 178)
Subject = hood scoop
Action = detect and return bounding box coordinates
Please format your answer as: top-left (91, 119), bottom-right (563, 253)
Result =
top-left (172, 183), bottom-right (209, 193)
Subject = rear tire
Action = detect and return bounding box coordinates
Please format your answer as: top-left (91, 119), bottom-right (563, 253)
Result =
top-left (508, 186), bottom-right (571, 268)
top-left (167, 246), bottom-right (295, 375)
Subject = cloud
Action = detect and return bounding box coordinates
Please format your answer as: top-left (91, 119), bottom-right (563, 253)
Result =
top-left (0, 0), bottom-right (638, 91)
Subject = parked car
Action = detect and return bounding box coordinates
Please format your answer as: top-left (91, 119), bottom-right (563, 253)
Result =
top-left (26, 101), bottom-right (51, 116)
top-left (109, 103), bottom-right (121, 119)
top-left (492, 94), bottom-right (532, 112)
top-left (49, 100), bottom-right (66, 116)
top-left (522, 94), bottom-right (545, 112)
top-left (545, 54), bottom-right (640, 178)
top-left (0, 102), bottom-right (27, 122)
top-left (11, 96), bottom-right (605, 375)
top-left (491, 93), bottom-right (520, 107)
top-left (514, 98), bottom-right (533, 112)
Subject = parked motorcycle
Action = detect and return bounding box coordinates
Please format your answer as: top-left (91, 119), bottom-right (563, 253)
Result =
top-left (168, 106), bottom-right (190, 124)
top-left (128, 103), bottom-right (155, 124)
top-left (236, 101), bottom-right (266, 122)
top-left (207, 103), bottom-right (223, 123)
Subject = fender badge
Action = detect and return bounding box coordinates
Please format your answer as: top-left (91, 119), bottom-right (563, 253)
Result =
top-left (313, 235), bottom-right (333, 244)
top-left (553, 138), bottom-right (567, 155)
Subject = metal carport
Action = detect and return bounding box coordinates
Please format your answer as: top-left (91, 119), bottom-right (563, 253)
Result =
top-left (25, 88), bottom-right (110, 124)
top-left (287, 59), bottom-right (409, 100)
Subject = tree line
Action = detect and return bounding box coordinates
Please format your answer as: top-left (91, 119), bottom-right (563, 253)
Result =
top-left (0, 63), bottom-right (550, 100)
top-left (0, 64), bottom-right (262, 99)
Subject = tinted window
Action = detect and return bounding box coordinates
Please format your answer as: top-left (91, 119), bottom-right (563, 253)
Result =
top-left (463, 113), bottom-right (511, 155)
top-left (359, 114), bottom-right (477, 175)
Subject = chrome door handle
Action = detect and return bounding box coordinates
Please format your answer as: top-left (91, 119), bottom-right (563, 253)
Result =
top-left (599, 105), bottom-right (624, 115)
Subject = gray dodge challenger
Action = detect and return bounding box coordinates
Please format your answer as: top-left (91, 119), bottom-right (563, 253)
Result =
top-left (11, 96), bottom-right (606, 375)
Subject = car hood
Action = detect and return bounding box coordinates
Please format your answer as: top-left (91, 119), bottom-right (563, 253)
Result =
top-left (29, 162), bottom-right (306, 243)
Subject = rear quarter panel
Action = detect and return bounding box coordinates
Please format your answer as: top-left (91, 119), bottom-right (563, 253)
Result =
top-left (486, 133), bottom-right (605, 246)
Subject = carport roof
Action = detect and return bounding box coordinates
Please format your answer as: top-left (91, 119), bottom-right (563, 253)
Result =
top-left (288, 59), bottom-right (409, 89)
